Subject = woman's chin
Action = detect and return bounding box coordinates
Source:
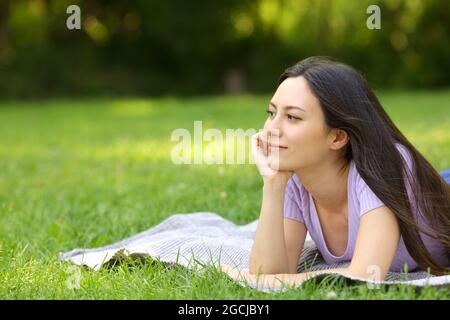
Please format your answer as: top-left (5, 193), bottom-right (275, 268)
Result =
top-left (271, 163), bottom-right (291, 172)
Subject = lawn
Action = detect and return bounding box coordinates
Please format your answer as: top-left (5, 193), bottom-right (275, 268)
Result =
top-left (0, 91), bottom-right (449, 299)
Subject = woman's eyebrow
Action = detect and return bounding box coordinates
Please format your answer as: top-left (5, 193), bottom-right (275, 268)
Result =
top-left (269, 102), bottom-right (306, 112)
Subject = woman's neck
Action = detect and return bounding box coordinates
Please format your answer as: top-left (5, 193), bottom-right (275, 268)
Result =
top-left (294, 158), bottom-right (351, 212)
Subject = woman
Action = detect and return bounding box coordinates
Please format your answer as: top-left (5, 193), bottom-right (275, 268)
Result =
top-left (221, 57), bottom-right (449, 288)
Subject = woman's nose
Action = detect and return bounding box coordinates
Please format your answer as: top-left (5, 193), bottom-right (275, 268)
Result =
top-left (265, 118), bottom-right (282, 136)
top-left (264, 126), bottom-right (282, 139)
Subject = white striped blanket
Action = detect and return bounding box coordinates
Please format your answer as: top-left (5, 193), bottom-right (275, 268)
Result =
top-left (59, 212), bottom-right (450, 292)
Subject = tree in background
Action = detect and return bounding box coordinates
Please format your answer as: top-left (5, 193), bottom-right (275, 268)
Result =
top-left (0, 0), bottom-right (449, 98)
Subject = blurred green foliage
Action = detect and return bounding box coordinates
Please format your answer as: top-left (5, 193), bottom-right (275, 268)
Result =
top-left (0, 0), bottom-right (449, 98)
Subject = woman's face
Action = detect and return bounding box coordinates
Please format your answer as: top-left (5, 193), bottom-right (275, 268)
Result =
top-left (263, 76), bottom-right (335, 171)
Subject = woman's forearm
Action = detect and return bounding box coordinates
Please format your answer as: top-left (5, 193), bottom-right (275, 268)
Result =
top-left (249, 182), bottom-right (289, 274)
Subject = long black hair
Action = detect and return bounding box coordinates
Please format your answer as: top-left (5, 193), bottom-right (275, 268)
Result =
top-left (279, 56), bottom-right (450, 275)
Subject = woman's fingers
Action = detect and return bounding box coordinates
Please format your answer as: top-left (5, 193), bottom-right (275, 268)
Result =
top-left (251, 131), bottom-right (279, 176)
top-left (259, 130), bottom-right (269, 157)
top-left (251, 132), bottom-right (265, 159)
top-left (250, 133), bottom-right (261, 160)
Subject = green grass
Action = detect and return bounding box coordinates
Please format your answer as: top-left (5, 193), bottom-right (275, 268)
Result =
top-left (0, 91), bottom-right (449, 299)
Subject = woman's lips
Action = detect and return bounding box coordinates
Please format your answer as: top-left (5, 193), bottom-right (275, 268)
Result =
top-left (268, 143), bottom-right (288, 149)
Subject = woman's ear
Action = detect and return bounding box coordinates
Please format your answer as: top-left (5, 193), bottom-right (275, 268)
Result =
top-left (329, 128), bottom-right (349, 151)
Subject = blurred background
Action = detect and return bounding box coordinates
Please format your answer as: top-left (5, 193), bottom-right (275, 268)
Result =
top-left (0, 0), bottom-right (449, 98)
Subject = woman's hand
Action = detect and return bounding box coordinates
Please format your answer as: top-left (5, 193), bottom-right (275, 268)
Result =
top-left (219, 264), bottom-right (306, 290)
top-left (251, 130), bottom-right (293, 186)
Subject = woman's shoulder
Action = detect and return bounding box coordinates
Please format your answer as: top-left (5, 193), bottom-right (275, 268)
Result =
top-left (347, 161), bottom-right (385, 217)
top-left (285, 174), bottom-right (309, 206)
top-left (286, 173), bottom-right (304, 195)
top-left (350, 142), bottom-right (412, 190)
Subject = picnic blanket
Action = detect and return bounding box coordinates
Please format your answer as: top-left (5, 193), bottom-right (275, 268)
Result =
top-left (59, 212), bottom-right (450, 292)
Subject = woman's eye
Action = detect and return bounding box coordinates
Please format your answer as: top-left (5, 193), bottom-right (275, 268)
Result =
top-left (287, 114), bottom-right (301, 121)
top-left (266, 110), bottom-right (300, 121)
top-left (266, 110), bottom-right (275, 118)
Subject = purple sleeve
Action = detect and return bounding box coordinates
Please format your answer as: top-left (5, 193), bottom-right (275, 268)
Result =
top-left (356, 173), bottom-right (385, 217)
top-left (395, 143), bottom-right (418, 207)
top-left (284, 179), bottom-right (305, 224)
top-left (356, 143), bottom-right (414, 217)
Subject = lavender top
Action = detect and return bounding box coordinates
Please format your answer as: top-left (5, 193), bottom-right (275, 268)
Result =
top-left (284, 143), bottom-right (449, 272)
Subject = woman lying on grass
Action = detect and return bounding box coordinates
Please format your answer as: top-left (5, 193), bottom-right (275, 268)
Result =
top-left (220, 56), bottom-right (450, 289)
